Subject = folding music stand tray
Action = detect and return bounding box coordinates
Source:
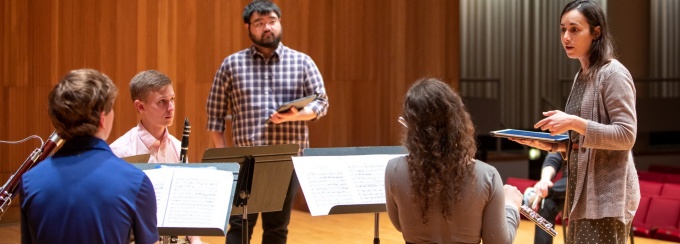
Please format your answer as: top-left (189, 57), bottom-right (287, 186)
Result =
top-left (132, 162), bottom-right (240, 237)
top-left (202, 144), bottom-right (299, 244)
top-left (121, 153), bottom-right (150, 163)
top-left (302, 146), bottom-right (408, 244)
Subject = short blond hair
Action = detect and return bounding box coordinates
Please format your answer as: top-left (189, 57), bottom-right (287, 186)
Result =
top-left (129, 70), bottom-right (172, 102)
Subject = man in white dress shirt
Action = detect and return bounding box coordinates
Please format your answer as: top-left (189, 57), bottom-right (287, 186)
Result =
top-left (110, 70), bottom-right (201, 244)
top-left (111, 70), bottom-right (182, 163)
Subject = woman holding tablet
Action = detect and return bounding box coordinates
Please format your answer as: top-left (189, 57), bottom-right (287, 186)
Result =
top-left (510, 1), bottom-right (639, 243)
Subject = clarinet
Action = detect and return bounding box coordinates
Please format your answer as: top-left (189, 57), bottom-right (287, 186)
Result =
top-left (179, 117), bottom-right (190, 163)
top-left (0, 131), bottom-right (63, 219)
top-left (519, 204), bottom-right (558, 237)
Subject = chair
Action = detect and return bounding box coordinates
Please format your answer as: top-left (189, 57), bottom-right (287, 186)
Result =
top-left (651, 196), bottom-right (680, 242)
top-left (642, 197), bottom-right (680, 239)
top-left (639, 180), bottom-right (664, 197)
top-left (648, 165), bottom-right (680, 175)
top-left (505, 177), bottom-right (537, 194)
top-left (632, 196), bottom-right (653, 237)
top-left (660, 183), bottom-right (680, 199)
top-left (654, 225), bottom-right (680, 242)
top-left (638, 171), bottom-right (667, 183)
top-left (665, 174), bottom-right (680, 185)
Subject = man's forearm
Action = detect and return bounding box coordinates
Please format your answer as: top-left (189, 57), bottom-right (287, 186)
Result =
top-left (540, 166), bottom-right (557, 181)
top-left (210, 131), bottom-right (227, 148)
top-left (298, 107), bottom-right (318, 121)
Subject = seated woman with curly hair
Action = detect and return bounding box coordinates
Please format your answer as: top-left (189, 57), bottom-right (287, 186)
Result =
top-left (385, 78), bottom-right (522, 244)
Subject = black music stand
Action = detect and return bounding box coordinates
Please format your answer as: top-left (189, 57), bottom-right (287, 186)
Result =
top-left (131, 163), bottom-right (240, 237)
top-left (302, 146), bottom-right (408, 244)
top-left (202, 144), bottom-right (299, 244)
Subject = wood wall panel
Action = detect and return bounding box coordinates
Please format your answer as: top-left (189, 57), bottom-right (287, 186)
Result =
top-left (0, 0), bottom-right (459, 223)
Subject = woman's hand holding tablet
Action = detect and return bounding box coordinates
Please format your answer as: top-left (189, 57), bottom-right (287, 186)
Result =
top-left (489, 129), bottom-right (568, 143)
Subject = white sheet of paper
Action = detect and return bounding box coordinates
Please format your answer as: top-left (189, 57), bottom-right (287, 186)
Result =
top-left (144, 167), bottom-right (234, 229)
top-left (144, 168), bottom-right (174, 225)
top-left (292, 154), bottom-right (405, 216)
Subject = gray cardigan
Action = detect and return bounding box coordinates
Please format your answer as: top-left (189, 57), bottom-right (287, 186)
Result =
top-left (385, 157), bottom-right (519, 244)
top-left (565, 59), bottom-right (640, 224)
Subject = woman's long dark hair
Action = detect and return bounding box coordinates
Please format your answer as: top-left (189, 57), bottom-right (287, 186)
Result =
top-left (402, 78), bottom-right (477, 224)
top-left (562, 0), bottom-right (616, 80)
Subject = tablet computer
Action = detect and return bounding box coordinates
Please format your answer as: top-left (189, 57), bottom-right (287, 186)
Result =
top-left (489, 129), bottom-right (569, 143)
top-left (276, 94), bottom-right (317, 113)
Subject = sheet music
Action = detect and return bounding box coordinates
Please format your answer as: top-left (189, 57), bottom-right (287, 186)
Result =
top-left (143, 167), bottom-right (233, 229)
top-left (292, 154), bottom-right (405, 216)
top-left (144, 168), bottom-right (174, 225)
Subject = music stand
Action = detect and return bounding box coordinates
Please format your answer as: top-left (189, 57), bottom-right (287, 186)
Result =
top-left (302, 146), bottom-right (408, 244)
top-left (131, 163), bottom-right (240, 237)
top-left (202, 144), bottom-right (299, 244)
top-left (121, 154), bottom-right (150, 163)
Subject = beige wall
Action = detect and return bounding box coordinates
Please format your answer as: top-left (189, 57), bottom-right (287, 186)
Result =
top-left (0, 0), bottom-right (460, 222)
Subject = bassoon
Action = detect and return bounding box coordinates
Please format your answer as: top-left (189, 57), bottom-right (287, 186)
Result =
top-left (0, 131), bottom-right (63, 219)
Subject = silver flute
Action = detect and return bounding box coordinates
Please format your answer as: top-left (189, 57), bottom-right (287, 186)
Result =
top-left (519, 204), bottom-right (558, 237)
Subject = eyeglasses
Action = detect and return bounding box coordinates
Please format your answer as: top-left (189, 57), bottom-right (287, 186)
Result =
top-left (398, 117), bottom-right (408, 128)
top-left (250, 18), bottom-right (279, 30)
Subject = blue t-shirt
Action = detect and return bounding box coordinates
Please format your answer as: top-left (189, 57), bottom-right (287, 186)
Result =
top-left (20, 136), bottom-right (159, 244)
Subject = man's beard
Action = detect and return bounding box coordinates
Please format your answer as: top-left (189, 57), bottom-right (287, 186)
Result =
top-left (250, 31), bottom-right (282, 49)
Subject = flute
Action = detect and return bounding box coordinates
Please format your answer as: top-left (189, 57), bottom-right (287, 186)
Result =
top-left (519, 204), bottom-right (558, 237)
top-left (0, 131), bottom-right (63, 219)
top-left (179, 118), bottom-right (190, 163)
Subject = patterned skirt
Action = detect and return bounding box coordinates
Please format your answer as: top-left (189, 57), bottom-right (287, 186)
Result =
top-left (566, 149), bottom-right (631, 244)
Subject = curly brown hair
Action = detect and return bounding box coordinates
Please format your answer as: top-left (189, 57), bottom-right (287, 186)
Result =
top-left (401, 78), bottom-right (477, 224)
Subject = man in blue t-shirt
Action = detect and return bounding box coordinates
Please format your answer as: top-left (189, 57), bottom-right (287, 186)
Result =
top-left (20, 69), bottom-right (159, 244)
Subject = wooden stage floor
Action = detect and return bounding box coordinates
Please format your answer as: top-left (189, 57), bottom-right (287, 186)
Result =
top-left (1, 210), bottom-right (675, 244)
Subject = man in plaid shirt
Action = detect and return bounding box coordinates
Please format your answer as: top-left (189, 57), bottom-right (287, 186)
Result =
top-left (205, 1), bottom-right (328, 243)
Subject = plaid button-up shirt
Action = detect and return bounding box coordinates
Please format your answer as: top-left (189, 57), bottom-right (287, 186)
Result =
top-left (206, 44), bottom-right (329, 151)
